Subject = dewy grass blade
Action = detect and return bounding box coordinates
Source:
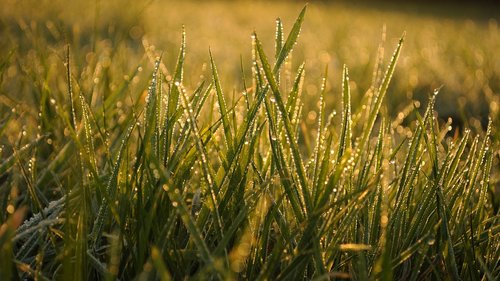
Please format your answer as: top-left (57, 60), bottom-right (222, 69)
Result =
top-left (417, 91), bottom-right (441, 181)
top-left (436, 185), bottom-right (461, 280)
top-left (165, 82), bottom-right (211, 167)
top-left (275, 17), bottom-right (284, 82)
top-left (311, 66), bottom-right (327, 201)
top-left (337, 65), bottom-right (352, 163)
top-left (144, 59), bottom-right (161, 143)
top-left (90, 122), bottom-right (135, 250)
top-left (79, 94), bottom-right (97, 174)
top-left (358, 33), bottom-right (404, 156)
top-left (0, 136), bottom-right (44, 176)
top-left (274, 5), bottom-right (306, 72)
top-left (275, 18), bottom-right (284, 61)
top-left (312, 67), bottom-right (331, 204)
top-left (162, 183), bottom-right (218, 276)
top-left (210, 50), bottom-right (234, 155)
top-left (285, 63), bottom-right (305, 119)
top-left (475, 141), bottom-right (493, 229)
top-left (369, 121), bottom-right (385, 245)
top-left (313, 125), bottom-right (334, 206)
top-left (164, 29), bottom-right (186, 163)
top-left (394, 95), bottom-right (434, 206)
top-left (66, 45), bottom-right (78, 132)
top-left (443, 130), bottom-right (470, 188)
top-left (265, 96), bottom-right (306, 222)
top-left (176, 82), bottom-right (224, 241)
top-left (254, 33), bottom-right (312, 216)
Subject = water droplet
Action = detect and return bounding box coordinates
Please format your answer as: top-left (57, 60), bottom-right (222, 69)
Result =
top-left (427, 237), bottom-right (436, 245)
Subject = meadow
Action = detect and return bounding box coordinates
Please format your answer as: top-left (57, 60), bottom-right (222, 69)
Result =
top-left (0, 0), bottom-right (499, 280)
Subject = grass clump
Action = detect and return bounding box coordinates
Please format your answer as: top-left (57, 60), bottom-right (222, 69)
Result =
top-left (0, 5), bottom-right (498, 281)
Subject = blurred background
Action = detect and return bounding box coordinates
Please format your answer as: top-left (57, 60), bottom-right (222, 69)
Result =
top-left (1, 0), bottom-right (499, 133)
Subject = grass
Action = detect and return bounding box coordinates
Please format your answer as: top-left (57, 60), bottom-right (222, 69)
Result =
top-left (0, 1), bottom-right (499, 280)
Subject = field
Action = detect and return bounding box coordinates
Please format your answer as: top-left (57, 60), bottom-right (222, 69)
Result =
top-left (0, 0), bottom-right (499, 280)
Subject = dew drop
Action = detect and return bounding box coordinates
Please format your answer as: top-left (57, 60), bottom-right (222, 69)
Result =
top-left (427, 237), bottom-right (436, 246)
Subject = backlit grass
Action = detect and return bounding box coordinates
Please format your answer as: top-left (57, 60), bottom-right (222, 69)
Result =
top-left (0, 2), bottom-right (499, 280)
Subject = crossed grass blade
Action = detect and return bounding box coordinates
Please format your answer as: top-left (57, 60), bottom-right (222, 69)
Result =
top-left (255, 34), bottom-right (312, 216)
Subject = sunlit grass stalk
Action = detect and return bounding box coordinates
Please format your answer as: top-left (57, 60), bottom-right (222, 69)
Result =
top-left (1, 5), bottom-right (497, 281)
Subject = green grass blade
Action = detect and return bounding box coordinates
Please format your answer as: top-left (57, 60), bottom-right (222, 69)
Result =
top-left (90, 122), bottom-right (135, 250)
top-left (209, 50), bottom-right (234, 155)
top-left (176, 82), bottom-right (224, 240)
top-left (151, 246), bottom-right (172, 281)
top-left (311, 67), bottom-right (328, 203)
top-left (436, 186), bottom-right (461, 280)
top-left (274, 5), bottom-right (307, 72)
top-left (358, 33), bottom-right (405, 155)
top-left (163, 28), bottom-right (186, 163)
top-left (255, 33), bottom-right (312, 216)
top-left (337, 64), bottom-right (352, 163)
top-left (162, 184), bottom-right (217, 274)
